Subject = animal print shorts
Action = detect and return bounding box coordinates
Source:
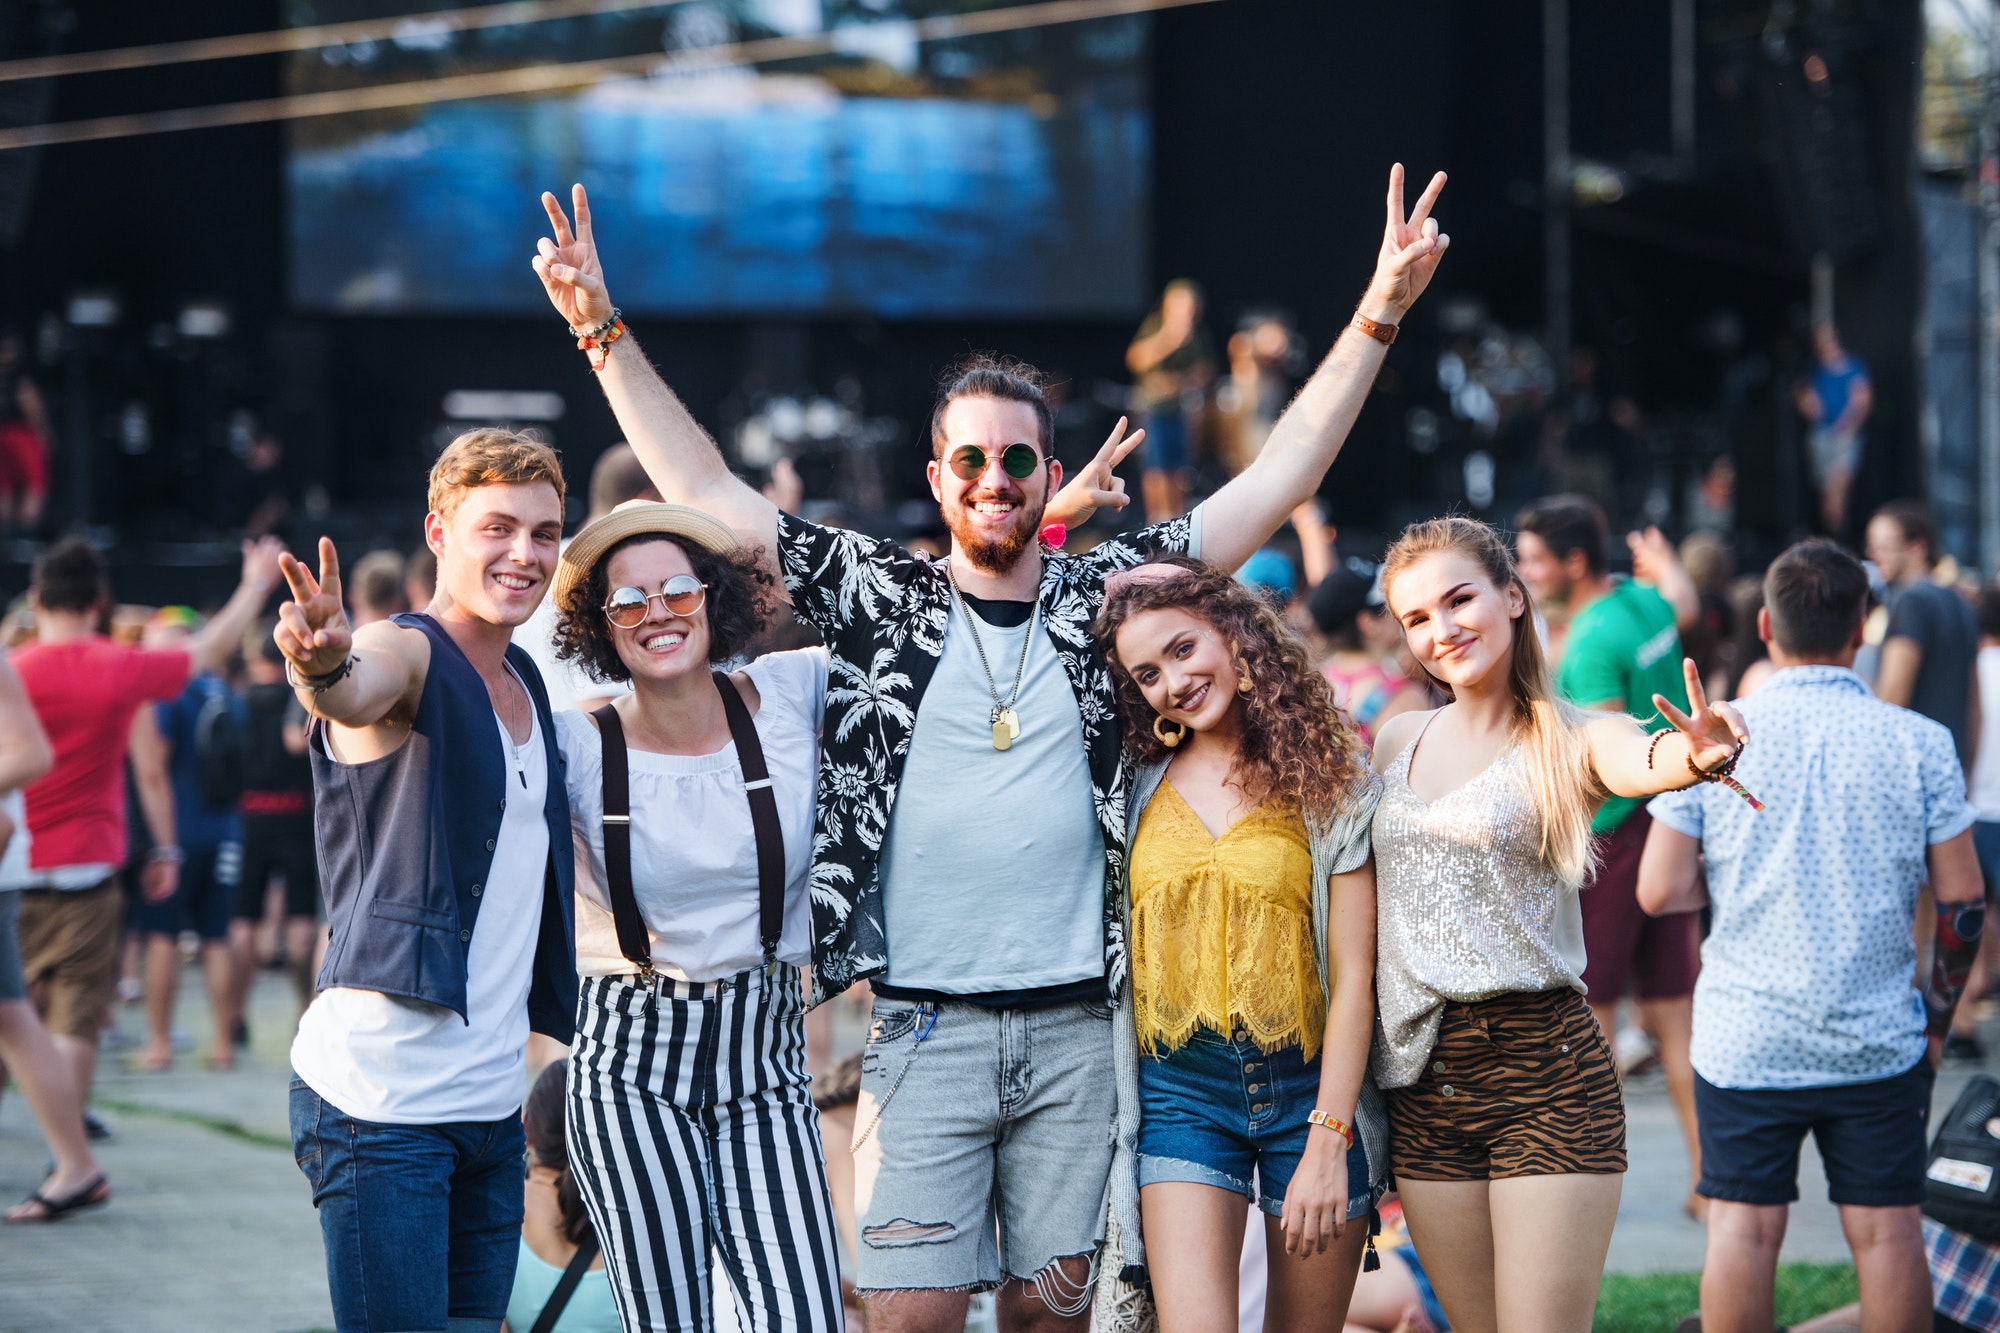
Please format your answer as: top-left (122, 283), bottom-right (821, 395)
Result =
top-left (1387, 987), bottom-right (1627, 1181)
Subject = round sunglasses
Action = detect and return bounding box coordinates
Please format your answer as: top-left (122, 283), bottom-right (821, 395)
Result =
top-left (603, 575), bottom-right (707, 628)
top-left (946, 442), bottom-right (1044, 482)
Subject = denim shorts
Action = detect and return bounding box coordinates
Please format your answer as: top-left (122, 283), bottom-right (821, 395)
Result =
top-left (1138, 1027), bottom-right (1371, 1219)
top-left (0, 891), bottom-right (24, 1002)
top-left (852, 996), bottom-right (1117, 1294)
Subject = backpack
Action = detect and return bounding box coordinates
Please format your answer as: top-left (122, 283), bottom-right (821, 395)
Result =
top-left (194, 684), bottom-right (247, 812)
top-left (1924, 1074), bottom-right (2000, 1244)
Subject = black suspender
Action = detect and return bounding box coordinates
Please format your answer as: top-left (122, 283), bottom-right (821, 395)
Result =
top-left (591, 670), bottom-right (786, 986)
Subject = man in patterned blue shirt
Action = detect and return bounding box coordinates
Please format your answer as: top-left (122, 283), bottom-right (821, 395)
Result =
top-left (1638, 538), bottom-right (1985, 1333)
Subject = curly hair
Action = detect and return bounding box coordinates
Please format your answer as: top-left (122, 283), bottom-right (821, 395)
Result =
top-left (553, 534), bottom-right (776, 684)
top-left (1094, 556), bottom-right (1369, 820)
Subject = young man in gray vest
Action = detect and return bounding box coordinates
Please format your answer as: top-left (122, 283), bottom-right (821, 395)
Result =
top-left (275, 429), bottom-right (578, 1333)
top-left (530, 166), bottom-right (1449, 1330)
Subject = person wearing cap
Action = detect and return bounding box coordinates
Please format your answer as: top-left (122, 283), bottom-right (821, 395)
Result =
top-left (548, 499), bottom-right (843, 1332)
top-left (532, 165), bottom-right (1450, 1328)
top-left (1308, 559), bottom-right (1430, 745)
top-left (273, 428), bottom-right (579, 1333)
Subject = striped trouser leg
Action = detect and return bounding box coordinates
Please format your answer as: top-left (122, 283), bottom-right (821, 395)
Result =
top-left (705, 968), bottom-right (845, 1332)
top-left (567, 968), bottom-right (846, 1333)
top-left (568, 975), bottom-right (719, 1332)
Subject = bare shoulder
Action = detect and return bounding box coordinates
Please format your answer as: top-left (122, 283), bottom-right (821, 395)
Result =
top-left (1371, 707), bottom-right (1439, 774)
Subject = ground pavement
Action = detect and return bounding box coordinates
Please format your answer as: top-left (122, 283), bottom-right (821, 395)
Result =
top-left (0, 967), bottom-right (1985, 1331)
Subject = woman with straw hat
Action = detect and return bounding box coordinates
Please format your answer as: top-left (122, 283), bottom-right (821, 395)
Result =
top-left (549, 499), bottom-right (842, 1332)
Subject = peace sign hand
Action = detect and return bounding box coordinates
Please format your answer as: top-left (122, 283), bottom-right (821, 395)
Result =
top-left (1653, 657), bottom-right (1749, 778)
top-left (274, 537), bottom-right (353, 678)
top-left (532, 183), bottom-right (614, 332)
top-left (1045, 416), bottom-right (1145, 531)
top-left (1362, 163), bottom-right (1450, 321)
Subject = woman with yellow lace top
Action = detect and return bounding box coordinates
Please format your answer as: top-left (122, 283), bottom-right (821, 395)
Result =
top-left (1096, 556), bottom-right (1386, 1333)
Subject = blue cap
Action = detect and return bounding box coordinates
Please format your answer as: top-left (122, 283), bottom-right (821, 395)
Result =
top-left (1236, 548), bottom-right (1296, 600)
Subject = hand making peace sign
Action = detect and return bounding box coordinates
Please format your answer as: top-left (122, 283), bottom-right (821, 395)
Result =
top-left (1362, 163), bottom-right (1450, 320)
top-left (1044, 415), bottom-right (1145, 532)
top-left (1655, 656), bottom-right (1750, 778)
top-left (533, 183), bottom-right (615, 332)
top-left (274, 537), bottom-right (353, 679)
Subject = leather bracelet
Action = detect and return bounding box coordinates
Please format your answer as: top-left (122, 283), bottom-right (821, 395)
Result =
top-left (286, 654), bottom-right (355, 693)
top-left (1351, 313), bottom-right (1398, 346)
top-left (1307, 1109), bottom-right (1355, 1146)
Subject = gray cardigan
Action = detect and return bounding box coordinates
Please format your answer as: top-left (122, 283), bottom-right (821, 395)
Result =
top-left (1105, 757), bottom-right (1391, 1277)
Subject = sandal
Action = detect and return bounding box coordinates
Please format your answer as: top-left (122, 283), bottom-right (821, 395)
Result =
top-left (6, 1174), bottom-right (110, 1223)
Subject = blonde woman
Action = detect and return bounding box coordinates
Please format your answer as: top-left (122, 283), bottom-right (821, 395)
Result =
top-left (1096, 558), bottom-right (1387, 1331)
top-left (1370, 517), bottom-right (1752, 1333)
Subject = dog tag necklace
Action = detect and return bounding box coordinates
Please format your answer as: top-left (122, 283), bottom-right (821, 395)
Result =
top-left (947, 568), bottom-right (1036, 752)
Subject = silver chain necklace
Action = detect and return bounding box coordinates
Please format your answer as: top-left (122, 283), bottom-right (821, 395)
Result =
top-left (947, 567), bottom-right (1037, 752)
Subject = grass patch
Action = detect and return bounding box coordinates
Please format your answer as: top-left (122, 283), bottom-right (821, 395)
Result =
top-left (90, 1095), bottom-right (292, 1151)
top-left (1594, 1261), bottom-right (1858, 1332)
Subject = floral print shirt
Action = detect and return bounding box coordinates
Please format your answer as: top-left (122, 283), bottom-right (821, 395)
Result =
top-left (776, 510), bottom-right (1200, 1004)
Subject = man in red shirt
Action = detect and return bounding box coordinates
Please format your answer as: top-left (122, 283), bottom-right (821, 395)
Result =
top-left (10, 536), bottom-right (281, 1116)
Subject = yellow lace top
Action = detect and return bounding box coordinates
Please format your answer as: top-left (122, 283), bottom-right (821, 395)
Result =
top-left (1129, 782), bottom-right (1323, 1059)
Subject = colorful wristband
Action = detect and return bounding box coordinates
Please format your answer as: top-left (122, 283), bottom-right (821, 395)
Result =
top-left (1307, 1109), bottom-right (1355, 1146)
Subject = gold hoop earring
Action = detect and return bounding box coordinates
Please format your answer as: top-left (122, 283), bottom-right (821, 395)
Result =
top-left (1153, 714), bottom-right (1187, 748)
top-left (1236, 659), bottom-right (1254, 695)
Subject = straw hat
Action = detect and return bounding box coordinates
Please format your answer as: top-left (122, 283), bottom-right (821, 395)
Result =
top-left (552, 499), bottom-right (742, 615)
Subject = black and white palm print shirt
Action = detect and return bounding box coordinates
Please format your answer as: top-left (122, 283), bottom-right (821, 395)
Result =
top-left (775, 509), bottom-right (1199, 1005)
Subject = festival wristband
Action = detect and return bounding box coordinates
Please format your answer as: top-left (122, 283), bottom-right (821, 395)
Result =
top-left (1307, 1109), bottom-right (1355, 1146)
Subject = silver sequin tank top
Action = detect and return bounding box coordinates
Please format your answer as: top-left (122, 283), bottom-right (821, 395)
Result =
top-left (1370, 734), bottom-right (1588, 1088)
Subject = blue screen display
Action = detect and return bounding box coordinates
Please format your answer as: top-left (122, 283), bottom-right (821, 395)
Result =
top-left (286, 2), bottom-right (1151, 317)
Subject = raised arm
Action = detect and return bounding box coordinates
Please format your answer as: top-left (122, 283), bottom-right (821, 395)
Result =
top-left (533, 185), bottom-right (777, 553)
top-left (274, 538), bottom-right (429, 738)
top-left (1627, 527), bottom-right (1699, 631)
top-left (1587, 657), bottom-right (1750, 800)
top-left (1199, 165), bottom-right (1450, 572)
top-left (186, 537), bottom-right (285, 677)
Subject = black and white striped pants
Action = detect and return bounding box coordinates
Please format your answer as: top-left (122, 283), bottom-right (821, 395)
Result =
top-left (567, 966), bottom-right (844, 1332)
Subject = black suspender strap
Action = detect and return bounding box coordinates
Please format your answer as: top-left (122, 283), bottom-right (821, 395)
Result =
top-left (713, 671), bottom-right (786, 966)
top-left (527, 1232), bottom-right (601, 1333)
top-left (593, 677), bottom-right (786, 984)
top-left (590, 704), bottom-right (654, 986)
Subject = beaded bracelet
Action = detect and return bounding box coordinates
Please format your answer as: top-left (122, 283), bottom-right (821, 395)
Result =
top-left (568, 307), bottom-right (621, 341)
top-left (1646, 728), bottom-right (1671, 771)
top-left (1687, 741), bottom-right (1764, 811)
top-left (581, 317), bottom-right (627, 372)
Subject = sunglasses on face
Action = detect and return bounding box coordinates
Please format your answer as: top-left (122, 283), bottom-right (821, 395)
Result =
top-left (946, 442), bottom-right (1044, 482)
top-left (603, 575), bottom-right (707, 628)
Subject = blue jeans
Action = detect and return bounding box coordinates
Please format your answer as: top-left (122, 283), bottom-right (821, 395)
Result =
top-left (1974, 821), bottom-right (2000, 898)
top-left (289, 1075), bottom-right (525, 1333)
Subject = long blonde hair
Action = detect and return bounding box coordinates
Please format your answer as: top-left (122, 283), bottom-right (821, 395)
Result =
top-left (1381, 517), bottom-right (1604, 888)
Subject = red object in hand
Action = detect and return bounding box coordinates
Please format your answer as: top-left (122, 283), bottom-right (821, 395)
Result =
top-left (1040, 523), bottom-right (1067, 549)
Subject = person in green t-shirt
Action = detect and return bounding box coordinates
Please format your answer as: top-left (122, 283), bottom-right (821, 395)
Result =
top-left (1516, 493), bottom-right (1707, 1216)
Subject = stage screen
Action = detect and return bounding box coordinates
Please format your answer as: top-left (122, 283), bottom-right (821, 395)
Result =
top-left (286, 2), bottom-right (1151, 317)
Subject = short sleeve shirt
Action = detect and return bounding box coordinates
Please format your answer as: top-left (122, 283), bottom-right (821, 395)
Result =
top-left (1648, 666), bottom-right (1973, 1089)
top-left (1556, 579), bottom-right (1687, 833)
top-left (1885, 580), bottom-right (1979, 766)
top-left (13, 637), bottom-right (190, 879)
top-left (155, 673), bottom-right (245, 850)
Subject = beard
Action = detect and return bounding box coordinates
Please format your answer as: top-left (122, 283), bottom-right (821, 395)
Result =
top-left (945, 492), bottom-right (1044, 574)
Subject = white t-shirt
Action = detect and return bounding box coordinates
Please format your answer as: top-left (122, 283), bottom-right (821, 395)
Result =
top-left (514, 537), bottom-right (631, 713)
top-left (1971, 644), bottom-right (2000, 821)
top-left (557, 648), bottom-right (825, 981)
top-left (291, 698), bottom-right (551, 1124)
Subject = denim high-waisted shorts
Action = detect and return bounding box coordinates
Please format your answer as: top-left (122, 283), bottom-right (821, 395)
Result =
top-left (1138, 1026), bottom-right (1370, 1218)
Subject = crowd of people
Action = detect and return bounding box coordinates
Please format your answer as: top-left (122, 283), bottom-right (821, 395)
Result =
top-left (0, 157), bottom-right (1993, 1333)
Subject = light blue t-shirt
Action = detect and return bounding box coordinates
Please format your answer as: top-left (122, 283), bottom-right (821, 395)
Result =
top-left (505, 1238), bottom-right (620, 1333)
top-left (877, 593), bottom-right (1108, 993)
top-left (1648, 666), bottom-right (1974, 1090)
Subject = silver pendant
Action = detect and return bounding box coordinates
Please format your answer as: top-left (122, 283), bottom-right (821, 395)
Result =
top-left (999, 708), bottom-right (1021, 741)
